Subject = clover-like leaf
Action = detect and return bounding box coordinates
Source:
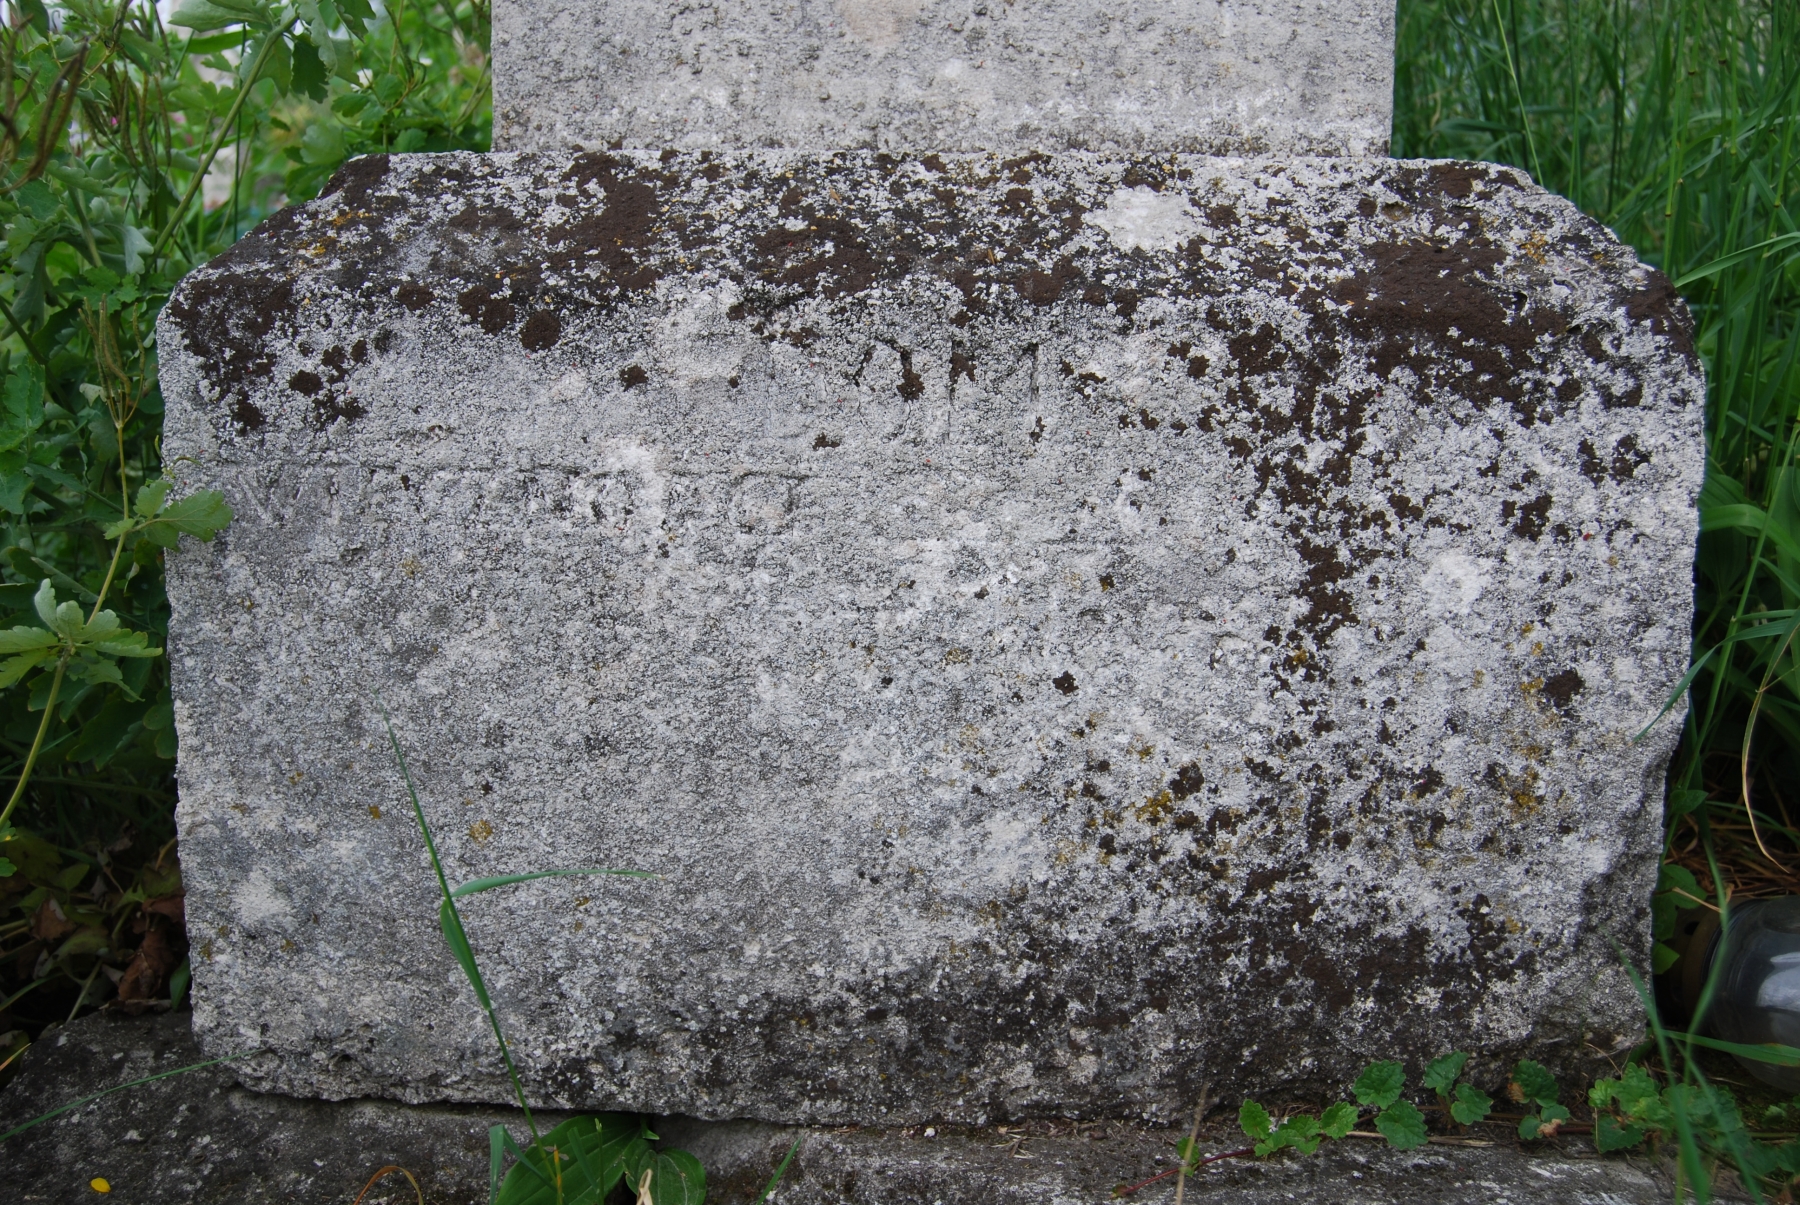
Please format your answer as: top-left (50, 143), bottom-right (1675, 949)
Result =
top-left (1518, 1103), bottom-right (1571, 1141)
top-left (1423, 1051), bottom-right (1469, 1097)
top-left (1272, 1115), bottom-right (1322, 1156)
top-left (1509, 1060), bottom-right (1559, 1108)
top-left (1450, 1082), bottom-right (1492, 1126)
top-left (1319, 1102), bottom-right (1358, 1140)
top-left (1595, 1115), bottom-right (1647, 1153)
top-left (1353, 1060), bottom-right (1406, 1109)
top-left (1238, 1100), bottom-right (1273, 1143)
top-left (1375, 1100), bottom-right (1428, 1150)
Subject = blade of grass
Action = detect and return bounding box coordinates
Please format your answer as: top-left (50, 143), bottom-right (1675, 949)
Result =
top-left (0, 1052), bottom-right (248, 1143)
top-left (752, 1136), bottom-right (803, 1205)
top-left (375, 694), bottom-right (540, 1143)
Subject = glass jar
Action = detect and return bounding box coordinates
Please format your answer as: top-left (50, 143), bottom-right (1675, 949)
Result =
top-left (1677, 896), bottom-right (1800, 1094)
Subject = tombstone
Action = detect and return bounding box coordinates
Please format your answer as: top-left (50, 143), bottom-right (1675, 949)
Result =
top-left (492, 0), bottom-right (1395, 157)
top-left (157, 1), bottom-right (1701, 1124)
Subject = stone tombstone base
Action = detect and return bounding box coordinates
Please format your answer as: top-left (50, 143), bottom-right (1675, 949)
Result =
top-left (157, 150), bottom-right (1701, 1124)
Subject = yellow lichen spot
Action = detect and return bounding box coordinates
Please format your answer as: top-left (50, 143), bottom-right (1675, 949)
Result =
top-left (1520, 230), bottom-right (1549, 264)
top-left (401, 556), bottom-right (422, 577)
top-left (1472, 669), bottom-right (1486, 686)
top-left (944, 647), bottom-right (971, 664)
top-left (90, 1179), bottom-right (111, 1194)
top-left (368, 805), bottom-right (382, 819)
top-left (281, 938), bottom-right (296, 953)
top-left (573, 896), bottom-right (591, 908)
top-left (1134, 790), bottom-right (1174, 826)
top-left (1531, 641), bottom-right (1545, 656)
top-left (1607, 555), bottom-right (1620, 567)
top-left (1520, 622), bottom-right (1535, 636)
top-left (198, 941), bottom-right (214, 962)
top-left (573, 920), bottom-right (585, 933)
top-left (468, 819), bottom-right (495, 844)
top-left (289, 771), bottom-right (304, 784)
top-left (1520, 677), bottom-right (1544, 695)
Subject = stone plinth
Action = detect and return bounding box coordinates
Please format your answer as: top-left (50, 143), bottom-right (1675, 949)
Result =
top-left (493, 0), bottom-right (1395, 156)
top-left (158, 150), bottom-right (1700, 1123)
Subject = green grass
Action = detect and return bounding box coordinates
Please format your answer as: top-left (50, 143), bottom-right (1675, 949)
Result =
top-left (1398, 0), bottom-right (1800, 888)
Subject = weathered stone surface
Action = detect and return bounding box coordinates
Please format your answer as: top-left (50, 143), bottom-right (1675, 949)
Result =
top-left (0, 1012), bottom-right (1685, 1204)
top-left (157, 150), bottom-right (1701, 1124)
top-left (493, 0), bottom-right (1394, 157)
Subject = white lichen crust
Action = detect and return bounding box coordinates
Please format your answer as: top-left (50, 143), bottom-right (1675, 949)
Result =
top-left (158, 150), bottom-right (1701, 1123)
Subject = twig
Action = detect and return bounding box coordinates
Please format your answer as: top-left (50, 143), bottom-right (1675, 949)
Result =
top-left (1175, 1086), bottom-right (1211, 1205)
top-left (352, 1165), bottom-right (423, 1205)
top-left (1114, 1148), bottom-right (1254, 1198)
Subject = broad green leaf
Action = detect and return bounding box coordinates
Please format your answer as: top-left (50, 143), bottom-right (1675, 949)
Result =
top-left (1272, 1114), bottom-right (1322, 1155)
top-left (135, 479), bottom-right (172, 520)
top-left (141, 490), bottom-right (233, 548)
top-left (496, 1115), bottom-right (644, 1205)
top-left (451, 867), bottom-right (653, 899)
top-left (1422, 1051), bottom-right (1468, 1097)
top-left (0, 625), bottom-right (59, 654)
top-left (1375, 1100), bottom-right (1427, 1150)
top-left (14, 179), bottom-right (57, 221)
top-left (1658, 863), bottom-right (1702, 900)
top-left (1509, 1059), bottom-right (1559, 1107)
top-left (1652, 941), bottom-right (1681, 974)
top-left (1353, 1060), bottom-right (1405, 1108)
top-left (1450, 1082), bottom-right (1492, 1125)
top-left (0, 649), bottom-right (54, 689)
top-left (627, 1149), bottom-right (706, 1205)
top-left (1595, 1115), bottom-right (1646, 1153)
top-left (89, 629), bottom-right (162, 659)
top-left (68, 655), bottom-right (125, 689)
top-left (292, 35), bottom-right (328, 100)
top-left (1238, 1100), bottom-right (1273, 1142)
top-left (1319, 1102), bottom-right (1357, 1140)
top-left (168, 0), bottom-right (265, 32)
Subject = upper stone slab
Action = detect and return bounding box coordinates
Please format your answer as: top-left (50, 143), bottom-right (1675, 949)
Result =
top-left (493, 0), bottom-right (1395, 156)
top-left (159, 150), bottom-right (1699, 1123)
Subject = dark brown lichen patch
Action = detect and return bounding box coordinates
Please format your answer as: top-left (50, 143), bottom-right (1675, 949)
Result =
top-left (619, 364), bottom-right (648, 389)
top-left (520, 310), bottom-right (561, 351)
top-left (1542, 668), bottom-right (1585, 714)
top-left (458, 286), bottom-right (516, 335)
top-left (319, 153), bottom-right (390, 205)
top-left (1622, 268), bottom-right (1695, 359)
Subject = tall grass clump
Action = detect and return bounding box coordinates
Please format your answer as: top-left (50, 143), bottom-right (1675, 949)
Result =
top-left (0, 0), bottom-right (489, 1040)
top-left (1397, 0), bottom-right (1800, 890)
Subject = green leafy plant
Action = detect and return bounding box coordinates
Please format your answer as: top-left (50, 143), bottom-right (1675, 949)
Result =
top-left (1508, 1059), bottom-right (1570, 1141)
top-left (0, 0), bottom-right (488, 1034)
top-left (1423, 1051), bottom-right (1493, 1127)
top-left (1351, 1060), bottom-right (1428, 1150)
top-left (1236, 1099), bottom-right (1358, 1157)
